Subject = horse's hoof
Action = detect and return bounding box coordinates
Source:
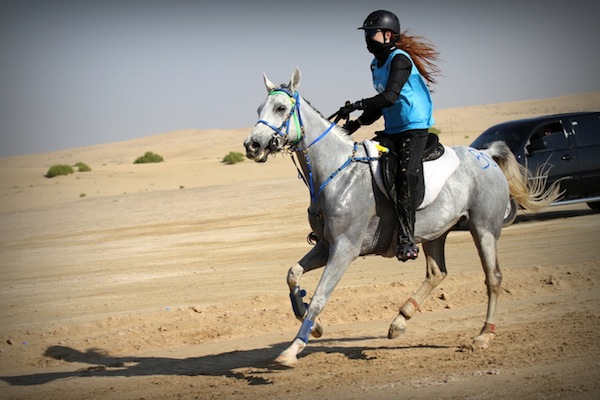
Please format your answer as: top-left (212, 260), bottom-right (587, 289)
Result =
top-left (273, 351), bottom-right (297, 368)
top-left (273, 338), bottom-right (305, 368)
top-left (311, 318), bottom-right (324, 338)
top-left (388, 324), bottom-right (406, 339)
top-left (388, 315), bottom-right (407, 339)
top-left (472, 332), bottom-right (494, 349)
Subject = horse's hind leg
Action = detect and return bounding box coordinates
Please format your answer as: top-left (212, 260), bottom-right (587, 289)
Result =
top-left (389, 233), bottom-right (448, 339)
top-left (471, 227), bottom-right (502, 348)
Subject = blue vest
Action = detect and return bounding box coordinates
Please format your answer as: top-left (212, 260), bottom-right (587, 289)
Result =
top-left (371, 49), bottom-right (435, 133)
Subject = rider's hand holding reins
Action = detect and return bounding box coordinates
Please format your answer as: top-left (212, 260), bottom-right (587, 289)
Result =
top-left (329, 100), bottom-right (364, 123)
top-left (343, 119), bottom-right (361, 134)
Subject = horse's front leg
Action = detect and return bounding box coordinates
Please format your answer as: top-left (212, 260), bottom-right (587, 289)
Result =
top-left (275, 239), bottom-right (359, 367)
top-left (287, 241), bottom-right (329, 338)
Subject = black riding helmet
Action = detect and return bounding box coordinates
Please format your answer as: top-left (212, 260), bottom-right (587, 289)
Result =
top-left (358, 10), bottom-right (400, 34)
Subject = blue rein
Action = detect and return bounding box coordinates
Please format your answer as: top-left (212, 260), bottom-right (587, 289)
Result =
top-left (255, 88), bottom-right (377, 205)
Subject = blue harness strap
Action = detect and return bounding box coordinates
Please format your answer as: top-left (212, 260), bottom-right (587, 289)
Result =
top-left (309, 142), bottom-right (380, 204)
top-left (306, 121), bottom-right (336, 149)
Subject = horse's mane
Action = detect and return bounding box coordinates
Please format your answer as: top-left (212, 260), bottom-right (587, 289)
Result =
top-left (395, 30), bottom-right (442, 88)
top-left (301, 93), bottom-right (355, 145)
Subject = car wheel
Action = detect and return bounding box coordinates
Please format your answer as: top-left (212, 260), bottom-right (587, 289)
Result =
top-left (587, 201), bottom-right (600, 212)
top-left (503, 198), bottom-right (518, 226)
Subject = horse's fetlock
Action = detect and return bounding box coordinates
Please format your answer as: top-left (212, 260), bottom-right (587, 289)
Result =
top-left (400, 297), bottom-right (419, 319)
top-left (399, 308), bottom-right (412, 320)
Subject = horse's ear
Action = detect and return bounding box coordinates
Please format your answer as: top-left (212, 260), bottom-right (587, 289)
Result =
top-left (289, 67), bottom-right (301, 92)
top-left (263, 73), bottom-right (277, 93)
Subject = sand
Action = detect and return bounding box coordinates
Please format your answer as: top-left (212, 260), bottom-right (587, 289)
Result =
top-left (1, 92), bottom-right (599, 399)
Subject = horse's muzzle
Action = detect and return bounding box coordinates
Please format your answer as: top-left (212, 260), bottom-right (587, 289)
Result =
top-left (244, 139), bottom-right (270, 163)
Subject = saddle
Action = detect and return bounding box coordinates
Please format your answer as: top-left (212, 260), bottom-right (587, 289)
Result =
top-left (379, 133), bottom-right (443, 207)
top-left (364, 134), bottom-right (460, 210)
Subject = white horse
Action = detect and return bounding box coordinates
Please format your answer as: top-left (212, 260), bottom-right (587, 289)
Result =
top-left (244, 68), bottom-right (559, 367)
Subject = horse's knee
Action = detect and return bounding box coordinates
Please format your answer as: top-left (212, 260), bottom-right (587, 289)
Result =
top-left (287, 263), bottom-right (304, 289)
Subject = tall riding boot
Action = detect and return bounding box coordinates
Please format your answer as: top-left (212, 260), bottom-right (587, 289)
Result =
top-left (395, 169), bottom-right (419, 261)
top-left (394, 130), bottom-right (428, 261)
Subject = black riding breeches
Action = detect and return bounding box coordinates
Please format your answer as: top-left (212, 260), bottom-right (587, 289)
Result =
top-left (377, 129), bottom-right (428, 238)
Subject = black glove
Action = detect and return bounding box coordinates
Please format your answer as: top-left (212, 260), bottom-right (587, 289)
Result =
top-left (331, 100), bottom-right (364, 122)
top-left (343, 119), bottom-right (361, 135)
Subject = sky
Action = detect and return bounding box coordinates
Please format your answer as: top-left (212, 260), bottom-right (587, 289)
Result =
top-left (1, 0), bottom-right (599, 157)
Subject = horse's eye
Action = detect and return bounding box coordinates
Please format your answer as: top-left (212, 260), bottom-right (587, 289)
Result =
top-left (276, 105), bottom-right (287, 113)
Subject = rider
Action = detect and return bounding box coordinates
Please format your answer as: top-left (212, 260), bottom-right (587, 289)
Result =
top-left (337, 10), bottom-right (440, 261)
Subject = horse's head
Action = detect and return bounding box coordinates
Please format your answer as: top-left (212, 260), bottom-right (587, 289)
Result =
top-left (244, 68), bottom-right (303, 162)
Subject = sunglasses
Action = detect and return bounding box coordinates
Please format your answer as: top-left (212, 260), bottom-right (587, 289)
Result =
top-left (364, 29), bottom-right (382, 38)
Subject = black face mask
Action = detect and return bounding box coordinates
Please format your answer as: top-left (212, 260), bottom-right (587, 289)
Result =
top-left (365, 36), bottom-right (395, 60)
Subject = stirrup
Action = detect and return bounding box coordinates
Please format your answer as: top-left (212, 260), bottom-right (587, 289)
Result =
top-left (307, 231), bottom-right (319, 246)
top-left (397, 238), bottom-right (419, 262)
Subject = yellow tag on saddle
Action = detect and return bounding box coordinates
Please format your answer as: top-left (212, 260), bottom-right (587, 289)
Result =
top-left (375, 144), bottom-right (389, 154)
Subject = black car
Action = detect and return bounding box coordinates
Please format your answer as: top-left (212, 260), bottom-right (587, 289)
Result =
top-left (470, 111), bottom-right (600, 225)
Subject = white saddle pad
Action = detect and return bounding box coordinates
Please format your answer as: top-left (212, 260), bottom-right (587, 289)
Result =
top-left (364, 140), bottom-right (460, 210)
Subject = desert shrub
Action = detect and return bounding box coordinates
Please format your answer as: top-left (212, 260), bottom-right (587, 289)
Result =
top-left (222, 151), bottom-right (245, 165)
top-left (45, 164), bottom-right (74, 178)
top-left (134, 151), bottom-right (164, 164)
top-left (74, 162), bottom-right (91, 172)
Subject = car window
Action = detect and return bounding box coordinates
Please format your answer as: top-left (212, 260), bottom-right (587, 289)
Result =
top-left (570, 113), bottom-right (600, 147)
top-left (527, 121), bottom-right (570, 153)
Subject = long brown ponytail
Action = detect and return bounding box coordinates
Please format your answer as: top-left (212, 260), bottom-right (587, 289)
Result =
top-left (395, 30), bottom-right (441, 88)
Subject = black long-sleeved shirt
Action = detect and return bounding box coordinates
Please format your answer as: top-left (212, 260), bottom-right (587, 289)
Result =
top-left (358, 53), bottom-right (412, 126)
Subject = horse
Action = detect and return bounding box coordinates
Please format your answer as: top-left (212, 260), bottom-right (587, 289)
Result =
top-left (243, 68), bottom-right (560, 367)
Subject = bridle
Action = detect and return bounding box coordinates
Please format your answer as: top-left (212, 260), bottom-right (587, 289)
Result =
top-left (253, 88), bottom-right (376, 205)
top-left (254, 88), bottom-right (336, 152)
top-left (255, 88), bottom-right (304, 152)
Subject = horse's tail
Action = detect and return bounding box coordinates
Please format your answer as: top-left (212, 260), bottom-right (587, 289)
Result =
top-left (485, 141), bottom-right (562, 212)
